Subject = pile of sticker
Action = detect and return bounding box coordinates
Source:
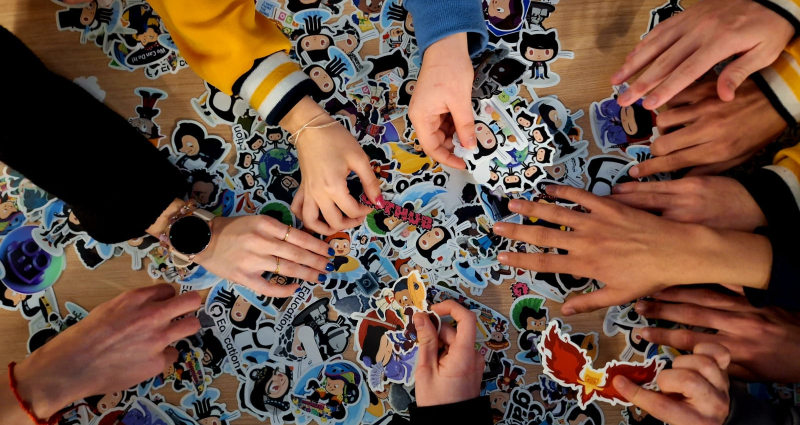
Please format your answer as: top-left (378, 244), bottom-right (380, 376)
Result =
top-left (0, 0), bottom-right (796, 424)
top-left (53, 0), bottom-right (188, 79)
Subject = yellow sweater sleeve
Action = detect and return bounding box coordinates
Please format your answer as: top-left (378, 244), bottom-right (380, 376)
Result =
top-left (147, 0), bottom-right (315, 124)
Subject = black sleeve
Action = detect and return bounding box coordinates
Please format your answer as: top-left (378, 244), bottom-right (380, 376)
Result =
top-left (743, 227), bottom-right (800, 311)
top-left (409, 396), bottom-right (492, 425)
top-left (724, 381), bottom-right (800, 425)
top-left (2, 26), bottom-right (186, 243)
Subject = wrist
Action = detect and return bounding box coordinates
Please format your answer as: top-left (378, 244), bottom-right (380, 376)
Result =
top-left (424, 33), bottom-right (469, 67)
top-left (279, 96), bottom-right (330, 135)
top-left (146, 198), bottom-right (187, 238)
top-left (13, 358), bottom-right (73, 419)
top-left (695, 226), bottom-right (772, 289)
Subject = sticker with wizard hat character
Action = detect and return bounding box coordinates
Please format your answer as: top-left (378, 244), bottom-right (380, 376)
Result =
top-left (129, 87), bottom-right (167, 146)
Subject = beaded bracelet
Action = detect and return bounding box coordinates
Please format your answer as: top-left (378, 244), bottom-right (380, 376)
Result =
top-left (8, 362), bottom-right (48, 425)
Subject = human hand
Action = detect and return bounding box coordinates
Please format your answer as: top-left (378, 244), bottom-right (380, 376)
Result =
top-left (281, 96), bottom-right (383, 235)
top-left (611, 176), bottom-right (767, 232)
top-left (634, 286), bottom-right (800, 383)
top-left (628, 79), bottom-right (785, 178)
top-left (409, 33), bottom-right (476, 169)
top-left (614, 343), bottom-right (730, 425)
top-left (195, 215), bottom-right (334, 297)
top-left (613, 0), bottom-right (794, 109)
top-left (493, 185), bottom-right (772, 315)
top-left (12, 285), bottom-right (201, 419)
top-left (414, 300), bottom-right (484, 407)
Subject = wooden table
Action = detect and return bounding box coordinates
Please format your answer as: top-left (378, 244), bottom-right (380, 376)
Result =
top-left (0, 0), bottom-right (697, 423)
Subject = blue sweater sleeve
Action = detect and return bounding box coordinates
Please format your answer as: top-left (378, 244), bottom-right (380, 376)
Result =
top-left (404, 0), bottom-right (489, 58)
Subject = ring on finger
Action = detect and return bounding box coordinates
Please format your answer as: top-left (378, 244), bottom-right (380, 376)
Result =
top-left (283, 225), bottom-right (292, 242)
top-left (275, 257), bottom-right (281, 275)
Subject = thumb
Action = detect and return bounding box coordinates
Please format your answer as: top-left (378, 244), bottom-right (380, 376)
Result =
top-left (414, 313), bottom-right (439, 375)
top-left (350, 153), bottom-right (384, 206)
top-left (562, 287), bottom-right (634, 315)
top-left (718, 48), bottom-right (773, 101)
top-left (450, 99), bottom-right (476, 150)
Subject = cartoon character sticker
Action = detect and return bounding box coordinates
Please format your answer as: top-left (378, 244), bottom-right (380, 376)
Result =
top-left (129, 87), bottom-right (167, 146)
top-left (290, 360), bottom-right (370, 425)
top-left (509, 295), bottom-right (548, 364)
top-left (239, 361), bottom-right (295, 423)
top-left (539, 320), bottom-right (665, 409)
top-left (169, 120), bottom-right (231, 171)
top-left (517, 29), bottom-right (574, 88)
top-left (590, 84), bottom-right (659, 154)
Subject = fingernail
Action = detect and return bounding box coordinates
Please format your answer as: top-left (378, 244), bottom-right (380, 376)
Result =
top-left (328, 248), bottom-right (335, 256)
top-left (326, 263), bottom-right (335, 272)
top-left (493, 222), bottom-right (506, 233)
top-left (635, 301), bottom-right (648, 313)
top-left (613, 376), bottom-right (630, 390)
top-left (375, 195), bottom-right (386, 209)
top-left (498, 253), bottom-right (508, 263)
top-left (652, 291), bottom-right (662, 297)
top-left (618, 93), bottom-right (631, 105)
top-left (318, 274), bottom-right (327, 282)
top-left (611, 70), bottom-right (622, 82)
top-left (466, 137), bottom-right (477, 148)
top-left (629, 166), bottom-right (640, 178)
top-left (641, 328), bottom-right (652, 340)
top-left (562, 308), bottom-right (576, 316)
top-left (727, 81), bottom-right (736, 93)
top-left (508, 200), bottom-right (521, 211)
top-left (545, 185), bottom-right (558, 194)
top-left (643, 95), bottom-right (658, 109)
top-left (612, 185), bottom-right (622, 193)
top-left (415, 314), bottom-right (426, 329)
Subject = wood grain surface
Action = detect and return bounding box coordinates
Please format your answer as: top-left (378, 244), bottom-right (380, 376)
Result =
top-left (0, 0), bottom-right (697, 423)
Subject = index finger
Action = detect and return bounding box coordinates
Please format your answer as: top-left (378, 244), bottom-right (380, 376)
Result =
top-left (156, 290), bottom-right (202, 321)
top-left (431, 300), bottom-right (477, 348)
top-left (613, 376), bottom-right (702, 425)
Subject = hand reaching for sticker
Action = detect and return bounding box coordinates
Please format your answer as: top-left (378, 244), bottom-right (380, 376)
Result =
top-left (413, 300), bottom-right (484, 407)
top-left (283, 97), bottom-right (382, 235)
top-left (493, 185), bottom-right (773, 315)
top-left (613, 0), bottom-right (794, 109)
top-left (628, 79), bottom-right (786, 178)
top-left (611, 176), bottom-right (767, 232)
top-left (614, 343), bottom-right (731, 425)
top-left (1, 285), bottom-right (200, 422)
top-left (634, 287), bottom-right (800, 383)
top-left (194, 215), bottom-right (333, 297)
top-left (409, 33), bottom-right (476, 169)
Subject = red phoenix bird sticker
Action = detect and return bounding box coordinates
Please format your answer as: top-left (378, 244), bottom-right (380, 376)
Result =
top-left (537, 320), bottom-right (664, 409)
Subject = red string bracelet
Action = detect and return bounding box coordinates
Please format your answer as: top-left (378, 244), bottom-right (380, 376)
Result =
top-left (8, 362), bottom-right (49, 425)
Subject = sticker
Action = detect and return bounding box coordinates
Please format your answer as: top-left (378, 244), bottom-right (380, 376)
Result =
top-left (56, 0), bottom-right (121, 44)
top-left (539, 320), bottom-right (665, 408)
top-left (306, 47), bottom-right (356, 103)
top-left (472, 48), bottom-right (527, 100)
top-left (113, 3), bottom-right (172, 69)
top-left (191, 82), bottom-right (254, 128)
top-left (239, 360), bottom-right (295, 422)
top-left (590, 84), bottom-right (658, 154)
top-left (509, 295), bottom-right (548, 364)
top-left (2, 225), bottom-right (65, 295)
top-left (290, 359), bottom-right (370, 425)
top-left (169, 120), bottom-right (232, 171)
top-left (517, 29), bottom-right (574, 88)
top-left (642, 0), bottom-right (683, 39)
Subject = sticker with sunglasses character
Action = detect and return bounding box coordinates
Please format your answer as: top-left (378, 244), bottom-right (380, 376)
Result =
top-left (590, 84), bottom-right (659, 155)
top-left (517, 29), bottom-right (574, 89)
top-left (290, 359), bottom-right (370, 425)
top-left (129, 87), bottom-right (167, 146)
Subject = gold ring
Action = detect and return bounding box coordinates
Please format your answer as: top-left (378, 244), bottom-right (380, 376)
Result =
top-left (283, 225), bottom-right (292, 242)
top-left (275, 257), bottom-right (281, 275)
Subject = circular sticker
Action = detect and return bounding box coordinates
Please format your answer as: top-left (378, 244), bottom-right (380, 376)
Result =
top-left (1, 226), bottom-right (65, 294)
